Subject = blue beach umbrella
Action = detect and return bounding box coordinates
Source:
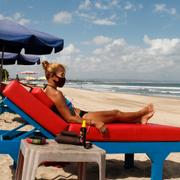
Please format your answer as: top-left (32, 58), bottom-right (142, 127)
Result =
top-left (0, 52), bottom-right (40, 65)
top-left (0, 19), bottom-right (64, 81)
top-left (0, 19), bottom-right (64, 55)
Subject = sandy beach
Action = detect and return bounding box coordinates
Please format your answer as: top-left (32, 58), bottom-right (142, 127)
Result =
top-left (0, 87), bottom-right (180, 180)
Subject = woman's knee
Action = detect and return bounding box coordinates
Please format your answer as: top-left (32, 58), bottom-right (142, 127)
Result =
top-left (112, 109), bottom-right (121, 118)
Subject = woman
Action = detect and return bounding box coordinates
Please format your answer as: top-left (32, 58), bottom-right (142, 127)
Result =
top-left (42, 61), bottom-right (154, 134)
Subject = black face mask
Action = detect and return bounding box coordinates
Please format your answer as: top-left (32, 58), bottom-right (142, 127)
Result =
top-left (54, 77), bottom-right (66, 87)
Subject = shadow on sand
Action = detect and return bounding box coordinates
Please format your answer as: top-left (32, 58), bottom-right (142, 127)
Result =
top-left (57, 159), bottom-right (180, 180)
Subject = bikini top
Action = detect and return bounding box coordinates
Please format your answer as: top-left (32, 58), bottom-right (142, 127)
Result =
top-left (65, 97), bottom-right (75, 115)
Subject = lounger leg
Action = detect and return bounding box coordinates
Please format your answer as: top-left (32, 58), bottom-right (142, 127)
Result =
top-left (78, 162), bottom-right (86, 180)
top-left (124, 153), bottom-right (134, 169)
top-left (15, 150), bottom-right (24, 180)
top-left (147, 152), bottom-right (169, 180)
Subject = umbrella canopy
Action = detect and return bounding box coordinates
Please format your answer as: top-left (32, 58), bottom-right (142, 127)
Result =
top-left (0, 19), bottom-right (64, 82)
top-left (0, 19), bottom-right (64, 55)
top-left (0, 52), bottom-right (40, 65)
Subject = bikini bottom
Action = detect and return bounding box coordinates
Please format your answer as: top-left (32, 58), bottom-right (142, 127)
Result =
top-left (79, 110), bottom-right (88, 118)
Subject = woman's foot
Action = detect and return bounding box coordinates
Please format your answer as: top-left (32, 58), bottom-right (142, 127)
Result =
top-left (140, 104), bottom-right (154, 124)
top-left (141, 111), bottom-right (154, 124)
top-left (140, 104), bottom-right (154, 115)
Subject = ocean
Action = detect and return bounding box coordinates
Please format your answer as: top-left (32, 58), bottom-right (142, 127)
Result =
top-left (65, 80), bottom-right (180, 98)
top-left (26, 79), bottom-right (180, 98)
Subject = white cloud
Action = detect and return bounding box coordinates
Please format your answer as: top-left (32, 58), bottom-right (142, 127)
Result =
top-left (14, 12), bottom-right (30, 25)
top-left (77, 1), bottom-right (143, 27)
top-left (0, 12), bottom-right (30, 25)
top-left (92, 18), bottom-right (116, 25)
top-left (124, 2), bottom-right (133, 10)
top-left (76, 12), bottom-right (95, 20)
top-left (144, 35), bottom-right (180, 55)
top-left (77, 11), bottom-right (117, 26)
top-left (56, 36), bottom-right (180, 80)
top-left (108, 0), bottom-right (120, 7)
top-left (95, 2), bottom-right (108, 10)
top-left (87, 37), bottom-right (179, 75)
top-left (93, 38), bottom-right (127, 55)
top-left (85, 35), bottom-right (112, 45)
top-left (47, 35), bottom-right (180, 81)
top-left (154, 4), bottom-right (166, 12)
top-left (79, 0), bottom-right (119, 10)
top-left (14, 12), bottom-right (21, 20)
top-left (154, 4), bottom-right (177, 15)
top-left (53, 11), bottom-right (72, 24)
top-left (123, 2), bottom-right (143, 11)
top-left (95, 0), bottom-right (120, 10)
top-left (77, 1), bottom-right (119, 26)
top-left (79, 0), bottom-right (92, 10)
top-left (61, 44), bottom-right (80, 56)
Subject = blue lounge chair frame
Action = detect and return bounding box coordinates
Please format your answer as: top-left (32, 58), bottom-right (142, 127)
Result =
top-left (0, 97), bottom-right (180, 180)
top-left (0, 98), bottom-right (54, 162)
top-left (0, 96), bottom-right (15, 114)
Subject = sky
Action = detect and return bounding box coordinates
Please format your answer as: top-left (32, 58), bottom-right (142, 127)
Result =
top-left (1, 0), bottom-right (180, 82)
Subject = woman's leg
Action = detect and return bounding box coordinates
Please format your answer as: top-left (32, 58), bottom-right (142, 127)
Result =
top-left (83, 104), bottom-right (154, 124)
top-left (82, 104), bottom-right (154, 133)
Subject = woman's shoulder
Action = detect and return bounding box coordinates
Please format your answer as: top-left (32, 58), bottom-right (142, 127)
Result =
top-left (45, 88), bottom-right (64, 100)
top-left (55, 88), bottom-right (64, 96)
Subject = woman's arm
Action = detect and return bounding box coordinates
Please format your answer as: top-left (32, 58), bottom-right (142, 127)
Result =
top-left (47, 89), bottom-right (106, 133)
top-left (51, 90), bottom-right (83, 123)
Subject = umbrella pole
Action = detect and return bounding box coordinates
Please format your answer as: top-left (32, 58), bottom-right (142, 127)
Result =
top-left (1, 46), bottom-right (4, 69)
top-left (0, 45), bottom-right (5, 84)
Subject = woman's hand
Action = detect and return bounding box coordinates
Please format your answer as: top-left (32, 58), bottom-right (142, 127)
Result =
top-left (94, 121), bottom-right (107, 134)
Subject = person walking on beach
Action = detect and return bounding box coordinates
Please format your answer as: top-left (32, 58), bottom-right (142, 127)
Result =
top-left (42, 61), bottom-right (155, 134)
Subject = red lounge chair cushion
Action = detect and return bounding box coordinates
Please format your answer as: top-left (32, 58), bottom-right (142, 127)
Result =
top-left (3, 81), bottom-right (68, 135)
top-left (68, 123), bottom-right (180, 142)
top-left (31, 87), bottom-right (54, 108)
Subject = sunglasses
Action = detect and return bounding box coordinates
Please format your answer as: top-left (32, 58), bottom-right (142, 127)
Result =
top-left (55, 72), bottom-right (65, 78)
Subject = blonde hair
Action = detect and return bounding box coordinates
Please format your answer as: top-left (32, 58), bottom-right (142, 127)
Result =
top-left (42, 61), bottom-right (65, 79)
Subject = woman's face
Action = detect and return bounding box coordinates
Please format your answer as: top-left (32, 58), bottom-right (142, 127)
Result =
top-left (55, 66), bottom-right (65, 78)
top-left (53, 66), bottom-right (66, 87)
